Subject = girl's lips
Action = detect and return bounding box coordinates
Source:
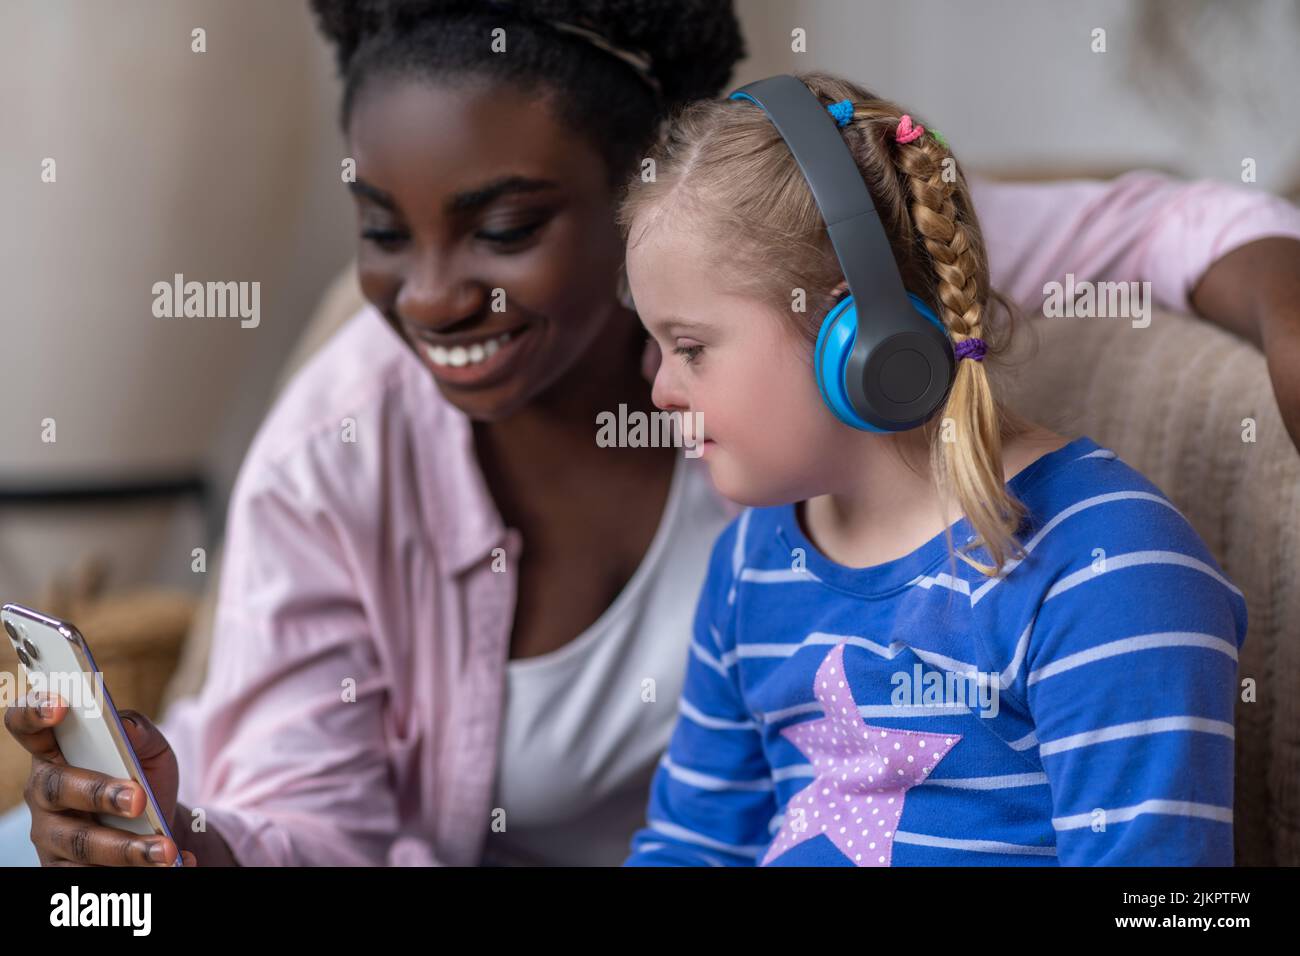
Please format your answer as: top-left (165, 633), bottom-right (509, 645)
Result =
top-left (413, 325), bottom-right (534, 389)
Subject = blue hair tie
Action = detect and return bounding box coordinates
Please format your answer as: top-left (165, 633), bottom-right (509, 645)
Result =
top-left (826, 99), bottom-right (853, 128)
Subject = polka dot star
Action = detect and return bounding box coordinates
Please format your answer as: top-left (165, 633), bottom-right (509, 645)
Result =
top-left (761, 642), bottom-right (961, 867)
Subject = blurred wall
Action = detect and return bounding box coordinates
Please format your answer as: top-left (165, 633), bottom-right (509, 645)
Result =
top-left (0, 0), bottom-right (354, 600)
top-left (737, 0), bottom-right (1300, 188)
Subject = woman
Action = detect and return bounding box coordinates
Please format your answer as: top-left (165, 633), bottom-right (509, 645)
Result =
top-left (6, 0), bottom-right (1300, 866)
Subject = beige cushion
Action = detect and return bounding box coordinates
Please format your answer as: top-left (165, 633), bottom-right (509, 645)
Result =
top-left (1002, 306), bottom-right (1300, 866)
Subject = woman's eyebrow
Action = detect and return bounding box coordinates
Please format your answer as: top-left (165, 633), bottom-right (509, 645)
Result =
top-left (445, 175), bottom-right (560, 214)
top-left (347, 175), bottom-right (561, 214)
top-left (348, 177), bottom-right (395, 209)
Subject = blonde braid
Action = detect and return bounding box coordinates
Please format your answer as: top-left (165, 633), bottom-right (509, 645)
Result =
top-left (894, 133), bottom-right (983, 346)
top-left (893, 123), bottom-right (1029, 576)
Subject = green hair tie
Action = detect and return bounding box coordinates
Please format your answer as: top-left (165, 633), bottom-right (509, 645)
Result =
top-left (931, 129), bottom-right (948, 148)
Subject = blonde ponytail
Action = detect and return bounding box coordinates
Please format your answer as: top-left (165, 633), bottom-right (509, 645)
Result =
top-left (892, 132), bottom-right (1030, 576)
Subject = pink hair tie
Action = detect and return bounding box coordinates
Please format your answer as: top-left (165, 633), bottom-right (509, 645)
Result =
top-left (895, 114), bottom-right (925, 144)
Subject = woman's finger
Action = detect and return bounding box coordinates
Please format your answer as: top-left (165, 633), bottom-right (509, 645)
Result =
top-left (26, 759), bottom-right (141, 817)
top-left (32, 813), bottom-right (178, 867)
top-left (3, 693), bottom-right (69, 763)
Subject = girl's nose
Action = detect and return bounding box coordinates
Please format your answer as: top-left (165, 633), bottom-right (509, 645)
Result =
top-left (651, 358), bottom-right (687, 412)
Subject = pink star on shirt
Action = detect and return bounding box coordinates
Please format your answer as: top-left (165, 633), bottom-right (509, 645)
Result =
top-left (761, 642), bottom-right (961, 867)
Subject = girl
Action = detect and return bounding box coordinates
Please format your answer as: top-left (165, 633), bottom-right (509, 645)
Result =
top-left (620, 72), bottom-right (1247, 866)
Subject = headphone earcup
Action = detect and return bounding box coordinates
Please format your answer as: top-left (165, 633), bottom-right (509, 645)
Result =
top-left (814, 294), bottom-right (886, 432)
top-left (814, 292), bottom-right (951, 432)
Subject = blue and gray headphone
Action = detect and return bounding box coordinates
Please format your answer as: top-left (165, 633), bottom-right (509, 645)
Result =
top-left (728, 75), bottom-right (955, 433)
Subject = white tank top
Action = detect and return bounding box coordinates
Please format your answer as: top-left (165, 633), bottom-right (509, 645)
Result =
top-left (480, 453), bottom-right (732, 866)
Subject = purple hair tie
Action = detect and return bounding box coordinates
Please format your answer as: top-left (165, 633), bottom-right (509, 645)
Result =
top-left (954, 337), bottom-right (987, 362)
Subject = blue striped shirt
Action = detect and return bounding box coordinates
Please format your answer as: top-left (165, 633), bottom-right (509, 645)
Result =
top-left (624, 435), bottom-right (1247, 866)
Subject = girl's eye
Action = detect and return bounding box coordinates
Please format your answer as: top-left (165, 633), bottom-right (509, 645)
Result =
top-left (361, 227), bottom-right (407, 251)
top-left (673, 343), bottom-right (704, 365)
top-left (476, 221), bottom-right (545, 247)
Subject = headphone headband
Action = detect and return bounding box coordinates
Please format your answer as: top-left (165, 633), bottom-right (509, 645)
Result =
top-left (728, 75), bottom-right (955, 431)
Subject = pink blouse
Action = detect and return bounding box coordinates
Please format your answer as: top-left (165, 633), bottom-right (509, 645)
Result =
top-left (159, 171), bottom-right (1300, 865)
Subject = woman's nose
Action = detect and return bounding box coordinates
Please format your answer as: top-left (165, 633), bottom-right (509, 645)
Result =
top-left (396, 253), bottom-right (482, 331)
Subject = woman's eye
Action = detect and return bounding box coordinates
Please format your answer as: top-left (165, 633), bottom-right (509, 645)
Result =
top-left (476, 221), bottom-right (545, 247)
top-left (673, 343), bottom-right (704, 365)
top-left (361, 227), bottom-right (407, 251)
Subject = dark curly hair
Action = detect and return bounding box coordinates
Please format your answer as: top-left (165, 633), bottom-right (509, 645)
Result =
top-left (308, 0), bottom-right (746, 187)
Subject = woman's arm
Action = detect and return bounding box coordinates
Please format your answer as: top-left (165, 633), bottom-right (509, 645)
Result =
top-left (1189, 236), bottom-right (1300, 451)
top-left (972, 171), bottom-right (1300, 449)
top-left (162, 457), bottom-right (408, 866)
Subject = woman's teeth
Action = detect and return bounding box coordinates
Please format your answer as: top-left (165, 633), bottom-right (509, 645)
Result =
top-left (422, 331), bottom-right (514, 368)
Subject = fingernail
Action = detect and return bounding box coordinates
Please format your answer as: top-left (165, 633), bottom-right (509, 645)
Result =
top-left (115, 786), bottom-right (136, 812)
top-left (120, 713), bottom-right (138, 728)
top-left (148, 841), bottom-right (167, 863)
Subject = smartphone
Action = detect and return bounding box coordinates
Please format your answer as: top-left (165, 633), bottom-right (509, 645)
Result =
top-left (2, 602), bottom-right (183, 865)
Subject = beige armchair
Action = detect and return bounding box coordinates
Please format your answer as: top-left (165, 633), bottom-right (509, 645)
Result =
top-left (164, 263), bottom-right (1300, 866)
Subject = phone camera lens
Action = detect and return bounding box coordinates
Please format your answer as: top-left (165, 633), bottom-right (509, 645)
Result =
top-left (3, 619), bottom-right (18, 642)
top-left (16, 647), bottom-right (31, 668)
top-left (22, 639), bottom-right (40, 661)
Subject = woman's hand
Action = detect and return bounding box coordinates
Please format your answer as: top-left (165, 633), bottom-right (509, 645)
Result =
top-left (4, 692), bottom-right (196, 866)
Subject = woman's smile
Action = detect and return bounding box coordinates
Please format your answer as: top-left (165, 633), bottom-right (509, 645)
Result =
top-left (405, 321), bottom-right (538, 390)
